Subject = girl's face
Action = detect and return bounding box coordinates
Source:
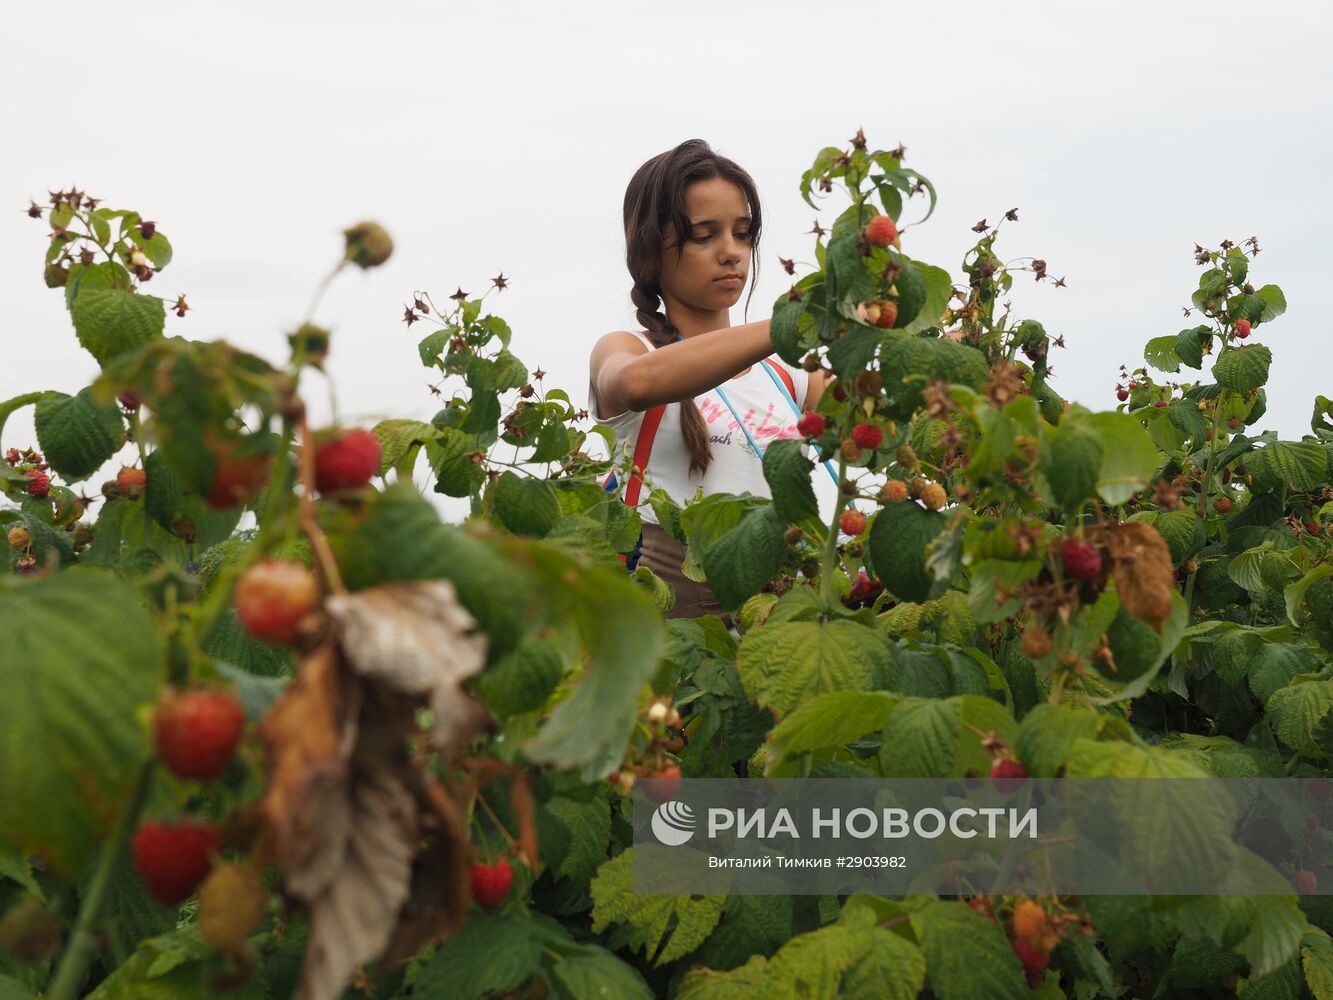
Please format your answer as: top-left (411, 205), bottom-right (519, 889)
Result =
top-left (659, 176), bottom-right (752, 318)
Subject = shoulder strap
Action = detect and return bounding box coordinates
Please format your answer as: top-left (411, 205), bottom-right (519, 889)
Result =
top-left (600, 405), bottom-right (667, 507)
top-left (759, 357), bottom-right (797, 402)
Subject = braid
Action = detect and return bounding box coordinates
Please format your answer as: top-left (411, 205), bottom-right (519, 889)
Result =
top-left (630, 282), bottom-right (714, 478)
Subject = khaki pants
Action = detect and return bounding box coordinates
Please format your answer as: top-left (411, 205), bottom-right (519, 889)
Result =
top-left (637, 523), bottom-right (735, 630)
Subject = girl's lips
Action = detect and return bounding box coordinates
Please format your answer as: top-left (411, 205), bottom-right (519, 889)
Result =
top-left (718, 276), bottom-right (742, 287)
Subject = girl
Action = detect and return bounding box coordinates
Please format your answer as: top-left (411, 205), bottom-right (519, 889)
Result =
top-left (587, 139), bottom-right (827, 626)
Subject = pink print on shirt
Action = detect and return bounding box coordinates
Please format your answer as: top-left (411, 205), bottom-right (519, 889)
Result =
top-left (696, 398), bottom-right (799, 444)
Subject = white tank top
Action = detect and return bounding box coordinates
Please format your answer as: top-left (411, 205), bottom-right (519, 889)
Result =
top-left (587, 330), bottom-right (810, 526)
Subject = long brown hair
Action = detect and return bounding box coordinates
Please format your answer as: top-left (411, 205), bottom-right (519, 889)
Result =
top-left (623, 139), bottom-right (763, 477)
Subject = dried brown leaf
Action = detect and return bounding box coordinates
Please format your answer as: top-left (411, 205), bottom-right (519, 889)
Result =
top-left (510, 771), bottom-right (540, 872)
top-left (380, 777), bottom-right (470, 966)
top-left (325, 580), bottom-right (490, 759)
top-left (1107, 522), bottom-right (1175, 633)
top-left (255, 642), bottom-right (360, 892)
top-left (299, 769), bottom-right (417, 1000)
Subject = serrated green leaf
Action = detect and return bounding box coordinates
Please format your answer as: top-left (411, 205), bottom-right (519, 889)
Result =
top-left (0, 568), bottom-right (162, 876)
top-left (371, 418), bottom-right (434, 476)
top-left (1085, 411), bottom-right (1160, 505)
top-left (878, 694), bottom-right (1016, 778)
top-left (1041, 421), bottom-right (1103, 511)
top-left (591, 850), bottom-right (725, 965)
top-left (1145, 334), bottom-right (1184, 373)
top-left (1267, 678), bottom-right (1333, 757)
top-left (70, 287), bottom-right (166, 367)
top-left (762, 439), bottom-right (818, 524)
top-left (737, 619), bottom-right (888, 717)
top-left (1302, 929), bottom-right (1333, 1000)
top-left (868, 499), bottom-right (946, 603)
top-left (701, 506), bottom-right (786, 610)
top-left (910, 900), bottom-right (1027, 1000)
top-left (475, 634), bottom-right (564, 719)
top-left (546, 785), bottom-right (612, 886)
top-left (413, 913), bottom-right (543, 1000)
top-left (492, 471), bottom-right (562, 537)
top-left (1015, 703), bottom-right (1107, 777)
top-left (1215, 344), bottom-right (1273, 394)
top-left (33, 387), bottom-right (125, 481)
top-left (764, 691), bottom-right (900, 775)
top-left (899, 263), bottom-right (953, 335)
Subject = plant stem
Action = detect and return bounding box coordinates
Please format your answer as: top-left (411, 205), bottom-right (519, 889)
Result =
top-left (818, 458), bottom-right (850, 611)
top-left (46, 759), bottom-right (156, 1000)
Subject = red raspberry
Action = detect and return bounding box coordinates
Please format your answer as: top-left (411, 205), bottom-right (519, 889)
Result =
top-left (839, 509), bottom-right (868, 535)
top-left (205, 445), bottom-right (270, 510)
top-left (152, 687), bottom-right (246, 781)
top-left (880, 480), bottom-right (908, 504)
top-left (4, 448), bottom-right (20, 466)
top-left (1059, 538), bottom-right (1102, 581)
top-left (864, 215), bottom-right (899, 248)
top-left (132, 819), bottom-right (220, 906)
top-left (314, 429), bottom-right (382, 494)
top-left (1012, 938), bottom-right (1049, 982)
top-left (1213, 496), bottom-right (1232, 514)
top-left (831, 383), bottom-right (848, 403)
top-left (25, 470), bottom-right (50, 498)
top-left (865, 300), bottom-right (898, 328)
top-left (470, 860), bottom-right (513, 909)
top-left (1116, 388), bottom-right (1129, 402)
top-left (851, 423), bottom-right (883, 450)
top-left (990, 758), bottom-right (1028, 793)
top-left (116, 466), bottom-right (147, 500)
top-left (1011, 899), bottom-right (1047, 941)
top-left (233, 559), bottom-right (319, 645)
top-left (642, 765), bottom-right (682, 805)
top-left (797, 412), bottom-right (825, 438)
top-left (1234, 319), bottom-right (1251, 339)
top-left (1296, 869), bottom-right (1318, 895)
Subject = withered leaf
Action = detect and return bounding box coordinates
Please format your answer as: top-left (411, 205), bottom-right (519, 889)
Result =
top-left (1107, 522), bottom-right (1175, 633)
top-left (256, 642), bottom-right (360, 893)
top-left (325, 580), bottom-right (490, 760)
top-left (380, 777), bottom-right (470, 966)
top-left (299, 769), bottom-right (417, 1000)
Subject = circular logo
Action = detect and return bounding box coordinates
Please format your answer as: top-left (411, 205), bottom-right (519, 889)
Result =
top-left (651, 801), bottom-right (696, 847)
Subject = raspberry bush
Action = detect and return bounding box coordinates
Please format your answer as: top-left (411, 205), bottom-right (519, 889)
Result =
top-left (3, 133), bottom-right (1333, 999)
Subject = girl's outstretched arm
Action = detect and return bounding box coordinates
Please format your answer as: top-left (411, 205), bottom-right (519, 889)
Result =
top-left (589, 319), bottom-right (774, 417)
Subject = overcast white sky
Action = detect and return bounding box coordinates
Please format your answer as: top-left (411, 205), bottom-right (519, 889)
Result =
top-left (3, 1), bottom-right (1329, 523)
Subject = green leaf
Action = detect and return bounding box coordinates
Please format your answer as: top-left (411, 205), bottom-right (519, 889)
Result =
top-left (1255, 284), bottom-right (1287, 323)
top-left (1085, 411), bottom-right (1160, 505)
top-left (414, 913), bottom-right (543, 1000)
top-left (762, 439), bottom-right (818, 524)
top-left (764, 691), bottom-right (900, 775)
top-left (1041, 421), bottom-right (1102, 511)
top-left (868, 499), bottom-right (946, 602)
top-left (1215, 344), bottom-right (1273, 394)
top-left (1253, 440), bottom-right (1328, 492)
top-left (548, 943), bottom-right (654, 1000)
top-left (878, 695), bottom-right (1017, 778)
top-left (371, 418), bottom-right (434, 476)
top-left (1287, 565), bottom-right (1333, 629)
top-left (493, 471), bottom-right (562, 537)
top-left (1248, 642), bottom-right (1321, 704)
top-left (1144, 509), bottom-right (1207, 566)
top-left (511, 539), bottom-right (666, 780)
top-left (1016, 703), bottom-right (1106, 777)
top-left (1175, 325), bottom-right (1211, 370)
top-left (770, 295), bottom-right (809, 367)
top-left (736, 619), bottom-right (888, 717)
top-left (70, 288), bottom-right (166, 367)
top-left (899, 263), bottom-right (953, 335)
top-left (891, 262), bottom-right (929, 328)
top-left (1144, 334), bottom-right (1184, 373)
top-left (427, 426), bottom-right (486, 498)
top-left (1266, 678), bottom-right (1333, 757)
top-left (692, 895), bottom-right (795, 972)
top-left (475, 634), bottom-right (564, 719)
top-left (701, 506), bottom-right (787, 610)
top-left (545, 784), bottom-right (612, 886)
top-left (591, 849), bottom-right (725, 965)
top-left (1302, 929), bottom-right (1333, 1000)
top-left (910, 900), bottom-right (1027, 1000)
top-left (0, 568), bottom-right (162, 875)
top-left (33, 387), bottom-right (125, 482)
